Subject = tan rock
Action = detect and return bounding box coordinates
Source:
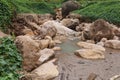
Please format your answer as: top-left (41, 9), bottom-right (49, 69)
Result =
top-left (77, 42), bottom-right (105, 52)
top-left (31, 59), bottom-right (59, 80)
top-left (52, 47), bottom-right (61, 51)
top-left (105, 40), bottom-right (120, 49)
top-left (38, 48), bottom-right (55, 63)
top-left (43, 21), bottom-right (77, 37)
top-left (15, 35), bottom-right (40, 71)
top-left (74, 49), bottom-right (105, 59)
top-left (22, 27), bottom-right (34, 36)
top-left (39, 39), bottom-right (49, 49)
top-left (54, 40), bottom-right (62, 44)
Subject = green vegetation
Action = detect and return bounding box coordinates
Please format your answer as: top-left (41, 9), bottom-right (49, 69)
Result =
top-left (0, 37), bottom-right (22, 80)
top-left (75, 1), bottom-right (120, 24)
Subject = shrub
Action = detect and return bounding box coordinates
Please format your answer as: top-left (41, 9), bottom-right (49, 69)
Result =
top-left (0, 37), bottom-right (22, 80)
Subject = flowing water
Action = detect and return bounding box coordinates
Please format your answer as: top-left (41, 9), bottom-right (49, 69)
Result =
top-left (54, 39), bottom-right (120, 80)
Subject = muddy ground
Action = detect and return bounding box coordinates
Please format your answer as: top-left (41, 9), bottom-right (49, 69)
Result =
top-left (53, 39), bottom-right (120, 80)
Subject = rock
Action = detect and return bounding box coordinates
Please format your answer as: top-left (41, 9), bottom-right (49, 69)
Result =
top-left (76, 23), bottom-right (91, 32)
top-left (39, 39), bottom-right (49, 49)
top-left (42, 21), bottom-right (77, 37)
top-left (74, 49), bottom-right (105, 59)
top-left (15, 35), bottom-right (40, 71)
top-left (113, 36), bottom-right (119, 40)
top-left (87, 73), bottom-right (97, 80)
top-left (0, 30), bottom-right (8, 38)
top-left (105, 40), bottom-right (120, 49)
top-left (38, 48), bottom-right (55, 63)
top-left (54, 40), bottom-right (62, 44)
top-left (96, 42), bottom-right (104, 47)
top-left (52, 47), bottom-right (61, 51)
top-left (60, 19), bottom-right (79, 30)
top-left (86, 40), bottom-right (95, 44)
top-left (22, 27), bottom-right (34, 36)
top-left (11, 13), bottom-right (53, 36)
top-left (55, 8), bottom-right (62, 20)
top-left (37, 21), bottom-right (57, 39)
top-left (109, 74), bottom-right (120, 80)
top-left (89, 19), bottom-right (114, 42)
top-left (76, 23), bottom-right (91, 40)
top-left (49, 40), bottom-right (56, 48)
top-left (66, 13), bottom-right (81, 19)
top-left (77, 42), bottom-right (105, 52)
top-left (62, 0), bottom-right (80, 18)
top-left (31, 59), bottom-right (59, 80)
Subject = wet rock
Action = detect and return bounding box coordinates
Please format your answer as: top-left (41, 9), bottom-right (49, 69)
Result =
top-left (89, 19), bottom-right (114, 42)
top-left (74, 49), bottom-right (105, 59)
top-left (105, 40), bottom-right (120, 49)
top-left (38, 48), bottom-right (55, 63)
top-left (60, 19), bottom-right (79, 30)
top-left (15, 35), bottom-right (40, 71)
top-left (31, 59), bottom-right (59, 80)
top-left (52, 47), bottom-right (61, 51)
top-left (77, 42), bottom-right (105, 52)
top-left (62, 0), bottom-right (80, 18)
top-left (0, 30), bottom-right (8, 38)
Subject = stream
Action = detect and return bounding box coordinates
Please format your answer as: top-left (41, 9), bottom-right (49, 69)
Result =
top-left (53, 39), bottom-right (120, 80)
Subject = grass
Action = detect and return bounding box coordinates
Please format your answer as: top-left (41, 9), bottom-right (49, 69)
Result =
top-left (74, 1), bottom-right (120, 24)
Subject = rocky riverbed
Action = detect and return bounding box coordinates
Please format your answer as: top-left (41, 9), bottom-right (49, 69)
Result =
top-left (1, 11), bottom-right (120, 80)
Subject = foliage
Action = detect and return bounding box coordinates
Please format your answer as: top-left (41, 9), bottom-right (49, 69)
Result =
top-left (0, 0), bottom-right (15, 31)
top-left (0, 37), bottom-right (22, 80)
top-left (74, 1), bottom-right (120, 24)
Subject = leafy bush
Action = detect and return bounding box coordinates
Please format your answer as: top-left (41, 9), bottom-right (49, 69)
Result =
top-left (75, 1), bottom-right (120, 24)
top-left (0, 37), bottom-right (22, 80)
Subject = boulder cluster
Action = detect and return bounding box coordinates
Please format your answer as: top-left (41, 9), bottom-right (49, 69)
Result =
top-left (0, 0), bottom-right (120, 80)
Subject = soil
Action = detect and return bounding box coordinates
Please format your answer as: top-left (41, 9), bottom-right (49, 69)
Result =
top-left (53, 39), bottom-right (120, 80)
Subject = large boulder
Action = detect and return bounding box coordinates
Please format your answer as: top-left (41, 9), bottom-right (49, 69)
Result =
top-left (36, 21), bottom-right (57, 39)
top-left (77, 42), bottom-right (105, 52)
top-left (74, 49), bottom-right (105, 59)
top-left (15, 35), bottom-right (41, 71)
top-left (104, 40), bottom-right (120, 50)
top-left (60, 18), bottom-right (79, 30)
top-left (62, 0), bottom-right (80, 18)
top-left (41, 21), bottom-right (77, 37)
top-left (89, 19), bottom-right (114, 42)
top-left (31, 59), bottom-right (59, 80)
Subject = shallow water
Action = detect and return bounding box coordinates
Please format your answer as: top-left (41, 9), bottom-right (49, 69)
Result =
top-left (54, 39), bottom-right (120, 80)
top-left (58, 39), bottom-right (80, 53)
